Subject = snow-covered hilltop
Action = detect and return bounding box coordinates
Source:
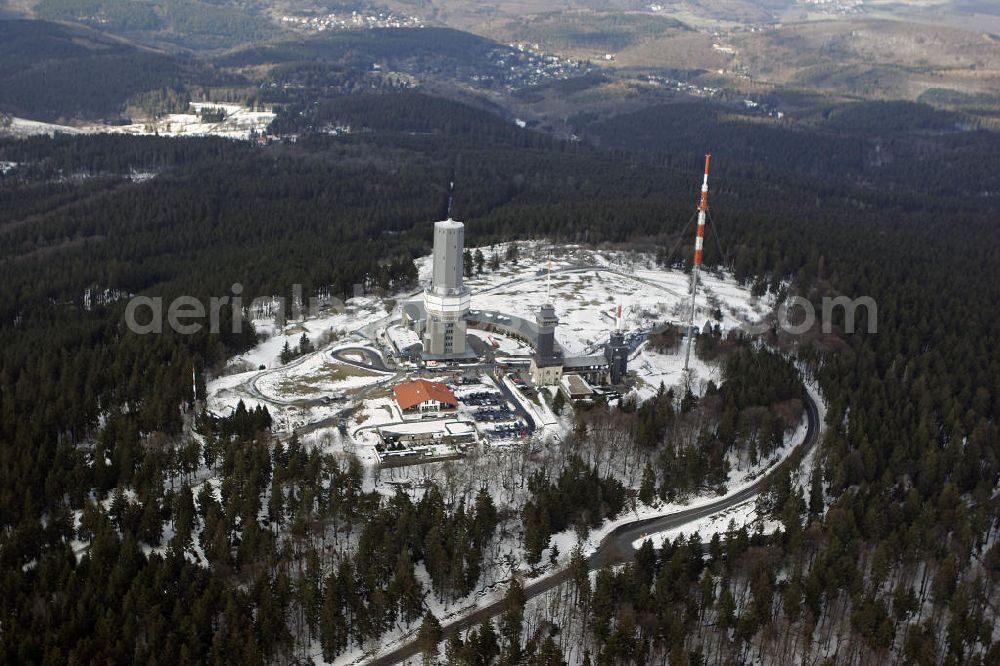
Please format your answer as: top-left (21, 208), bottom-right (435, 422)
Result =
top-left (206, 241), bottom-right (777, 464)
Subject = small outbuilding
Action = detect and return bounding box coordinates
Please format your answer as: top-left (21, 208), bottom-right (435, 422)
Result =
top-left (559, 374), bottom-right (594, 402)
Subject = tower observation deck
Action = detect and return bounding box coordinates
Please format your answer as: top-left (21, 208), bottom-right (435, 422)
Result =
top-left (422, 219), bottom-right (472, 357)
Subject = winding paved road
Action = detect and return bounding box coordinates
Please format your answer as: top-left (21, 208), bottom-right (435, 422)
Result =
top-left (365, 392), bottom-right (821, 665)
top-left (332, 346), bottom-right (390, 372)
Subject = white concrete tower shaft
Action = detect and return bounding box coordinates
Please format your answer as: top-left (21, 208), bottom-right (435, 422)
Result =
top-left (423, 218), bottom-right (472, 357)
top-left (431, 219), bottom-right (465, 295)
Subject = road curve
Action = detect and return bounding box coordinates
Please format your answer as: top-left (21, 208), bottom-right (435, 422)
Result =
top-left (365, 391), bottom-right (822, 665)
top-left (332, 346), bottom-right (390, 372)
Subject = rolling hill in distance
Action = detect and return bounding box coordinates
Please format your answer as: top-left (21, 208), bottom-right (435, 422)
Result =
top-left (0, 0), bottom-right (998, 128)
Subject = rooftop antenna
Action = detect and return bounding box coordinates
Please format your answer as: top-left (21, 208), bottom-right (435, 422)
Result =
top-left (546, 257), bottom-right (552, 303)
top-left (446, 180), bottom-right (454, 219)
top-left (684, 154), bottom-right (711, 373)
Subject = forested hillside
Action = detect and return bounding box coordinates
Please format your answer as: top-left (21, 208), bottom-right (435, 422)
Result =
top-left (32, 0), bottom-right (278, 49)
top-left (0, 89), bottom-right (998, 663)
top-left (0, 20), bottom-right (234, 121)
top-left (582, 100), bottom-right (1000, 198)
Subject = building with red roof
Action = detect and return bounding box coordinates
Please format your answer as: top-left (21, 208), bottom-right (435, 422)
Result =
top-left (392, 379), bottom-right (458, 414)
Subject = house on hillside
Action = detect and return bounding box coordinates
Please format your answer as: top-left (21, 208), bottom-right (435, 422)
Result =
top-left (393, 379), bottom-right (458, 414)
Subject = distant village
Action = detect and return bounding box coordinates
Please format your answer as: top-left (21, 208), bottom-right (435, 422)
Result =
top-left (280, 10), bottom-right (424, 32)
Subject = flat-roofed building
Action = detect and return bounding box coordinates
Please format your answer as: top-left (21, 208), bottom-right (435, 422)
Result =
top-left (559, 373), bottom-right (594, 401)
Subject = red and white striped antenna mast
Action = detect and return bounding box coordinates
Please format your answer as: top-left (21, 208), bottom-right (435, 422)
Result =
top-left (684, 154), bottom-right (711, 372)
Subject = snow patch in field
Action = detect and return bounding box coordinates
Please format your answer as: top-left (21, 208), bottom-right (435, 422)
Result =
top-left (1, 116), bottom-right (82, 137)
top-left (88, 103), bottom-right (276, 140)
top-left (254, 353), bottom-right (389, 402)
top-left (468, 328), bottom-right (533, 356)
top-left (2, 104), bottom-right (275, 140)
top-left (632, 339), bottom-right (719, 401)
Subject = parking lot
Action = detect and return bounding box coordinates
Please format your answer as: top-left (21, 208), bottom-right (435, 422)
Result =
top-left (366, 370), bottom-right (537, 460)
top-left (453, 382), bottom-right (530, 443)
top-left (488, 422), bottom-right (529, 440)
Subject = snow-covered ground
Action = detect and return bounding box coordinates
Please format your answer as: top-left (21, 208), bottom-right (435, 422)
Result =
top-left (621, 380), bottom-right (822, 552)
top-left (455, 242), bottom-right (770, 400)
top-left (348, 370), bottom-right (536, 461)
top-left (469, 263), bottom-right (766, 356)
top-left (632, 338), bottom-right (718, 401)
top-left (631, 499), bottom-right (758, 550)
top-left (207, 242), bottom-right (772, 454)
top-left (254, 352), bottom-right (389, 402)
top-left (88, 103), bottom-right (275, 140)
top-left (348, 381), bottom-right (824, 666)
top-left (467, 328), bottom-right (533, 356)
top-left (0, 116), bottom-right (82, 138)
top-left (1, 103), bottom-right (275, 141)
top-left (205, 296), bottom-right (393, 432)
top-left (500, 373), bottom-right (559, 434)
top-left (386, 323), bottom-right (421, 353)
top-left (223, 296), bottom-right (388, 372)
top-left (545, 395), bottom-right (813, 565)
top-left (198, 241), bottom-right (807, 666)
